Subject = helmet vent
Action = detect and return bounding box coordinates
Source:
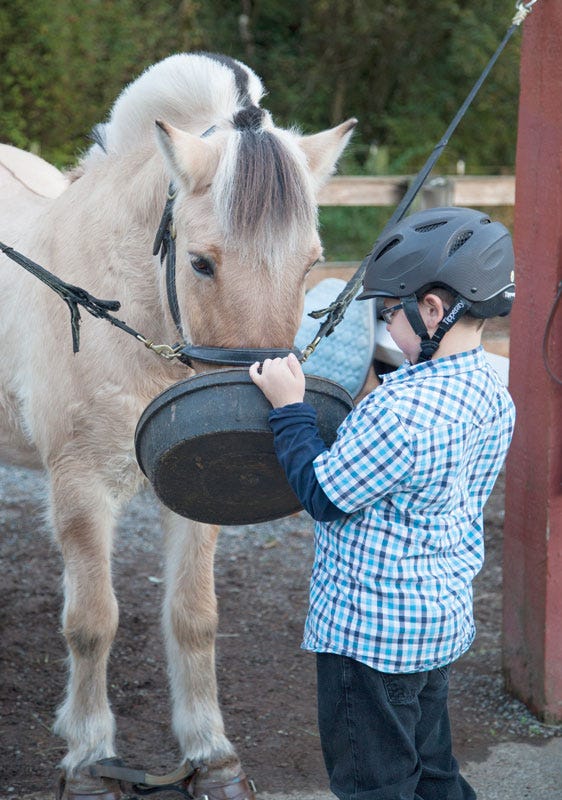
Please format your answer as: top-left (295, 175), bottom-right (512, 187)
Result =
top-left (448, 230), bottom-right (473, 255)
top-left (414, 221), bottom-right (448, 233)
top-left (375, 237), bottom-right (401, 260)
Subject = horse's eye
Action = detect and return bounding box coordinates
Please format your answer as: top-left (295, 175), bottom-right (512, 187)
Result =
top-left (190, 254), bottom-right (215, 277)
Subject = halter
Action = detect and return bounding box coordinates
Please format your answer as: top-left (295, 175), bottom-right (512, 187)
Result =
top-left (0, 108), bottom-right (303, 369)
top-left (152, 172), bottom-right (302, 368)
top-left (150, 61), bottom-right (304, 367)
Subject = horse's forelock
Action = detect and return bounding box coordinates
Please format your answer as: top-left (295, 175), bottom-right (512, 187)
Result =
top-left (212, 126), bottom-right (317, 273)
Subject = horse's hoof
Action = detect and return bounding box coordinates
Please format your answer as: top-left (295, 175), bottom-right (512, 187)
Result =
top-left (185, 766), bottom-right (256, 800)
top-left (57, 771), bottom-right (123, 800)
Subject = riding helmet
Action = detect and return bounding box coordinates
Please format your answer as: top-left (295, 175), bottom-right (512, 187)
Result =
top-left (357, 206), bottom-right (515, 318)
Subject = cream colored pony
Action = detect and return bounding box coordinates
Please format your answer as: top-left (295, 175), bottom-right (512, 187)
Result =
top-left (0, 53), bottom-right (355, 799)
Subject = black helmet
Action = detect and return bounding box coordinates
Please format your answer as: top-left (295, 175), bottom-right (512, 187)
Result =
top-left (357, 207), bottom-right (515, 362)
top-left (357, 206), bottom-right (515, 319)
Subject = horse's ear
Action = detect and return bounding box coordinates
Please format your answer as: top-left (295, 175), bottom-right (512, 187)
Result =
top-left (299, 118), bottom-right (358, 189)
top-left (155, 120), bottom-right (219, 194)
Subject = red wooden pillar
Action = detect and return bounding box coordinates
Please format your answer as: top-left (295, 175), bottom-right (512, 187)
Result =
top-left (503, 1), bottom-right (562, 723)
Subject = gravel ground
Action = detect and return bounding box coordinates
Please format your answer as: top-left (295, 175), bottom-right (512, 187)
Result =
top-left (1, 462), bottom-right (561, 799)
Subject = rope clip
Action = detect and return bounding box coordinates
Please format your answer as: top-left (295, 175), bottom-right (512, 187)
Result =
top-left (513, 0), bottom-right (539, 26)
top-left (139, 337), bottom-right (182, 360)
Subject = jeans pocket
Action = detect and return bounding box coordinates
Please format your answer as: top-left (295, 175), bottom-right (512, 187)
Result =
top-left (381, 671), bottom-right (427, 705)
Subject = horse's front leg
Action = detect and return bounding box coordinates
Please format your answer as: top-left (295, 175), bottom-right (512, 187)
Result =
top-left (49, 468), bottom-right (120, 794)
top-left (162, 512), bottom-right (254, 797)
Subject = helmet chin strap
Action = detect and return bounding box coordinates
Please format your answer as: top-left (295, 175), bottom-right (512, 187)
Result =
top-left (401, 294), bottom-right (473, 363)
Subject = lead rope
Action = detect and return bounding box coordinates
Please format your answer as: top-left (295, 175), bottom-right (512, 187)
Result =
top-left (300, 0), bottom-right (541, 363)
top-left (542, 282), bottom-right (562, 386)
top-left (0, 241), bottom-right (179, 359)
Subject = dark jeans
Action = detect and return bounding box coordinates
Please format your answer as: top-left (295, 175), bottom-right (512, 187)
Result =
top-left (316, 653), bottom-right (477, 800)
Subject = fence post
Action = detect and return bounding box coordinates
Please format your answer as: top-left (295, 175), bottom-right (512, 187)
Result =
top-left (419, 177), bottom-right (454, 209)
top-left (503, 2), bottom-right (562, 722)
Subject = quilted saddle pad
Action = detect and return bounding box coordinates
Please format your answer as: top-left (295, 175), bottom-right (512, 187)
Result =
top-left (296, 278), bottom-right (376, 399)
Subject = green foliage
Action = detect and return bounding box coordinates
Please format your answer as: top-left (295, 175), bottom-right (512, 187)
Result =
top-left (0, 0), bottom-right (522, 255)
top-left (1, 0), bottom-right (522, 170)
top-left (319, 206), bottom-right (390, 262)
top-left (0, 0), bottom-right (197, 165)
top-left (187, 0), bottom-right (521, 174)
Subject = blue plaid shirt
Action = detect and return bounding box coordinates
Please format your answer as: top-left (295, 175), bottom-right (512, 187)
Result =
top-left (304, 347), bottom-right (515, 673)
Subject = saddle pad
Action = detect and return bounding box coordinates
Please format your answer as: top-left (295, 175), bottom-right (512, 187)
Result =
top-left (296, 278), bottom-right (376, 399)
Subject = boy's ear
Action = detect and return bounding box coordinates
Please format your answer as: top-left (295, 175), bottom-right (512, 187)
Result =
top-left (420, 293), bottom-right (445, 330)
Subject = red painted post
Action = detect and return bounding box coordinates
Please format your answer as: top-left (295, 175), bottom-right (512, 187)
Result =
top-left (503, 1), bottom-right (562, 723)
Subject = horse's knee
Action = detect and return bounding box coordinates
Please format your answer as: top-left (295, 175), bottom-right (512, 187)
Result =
top-left (63, 593), bottom-right (119, 659)
top-left (168, 597), bottom-right (218, 651)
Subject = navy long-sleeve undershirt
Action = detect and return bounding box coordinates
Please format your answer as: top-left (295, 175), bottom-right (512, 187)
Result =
top-left (268, 402), bottom-right (347, 522)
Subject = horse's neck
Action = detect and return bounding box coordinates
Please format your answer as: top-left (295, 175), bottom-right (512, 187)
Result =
top-left (41, 151), bottom-right (171, 339)
top-left (98, 150), bottom-right (168, 235)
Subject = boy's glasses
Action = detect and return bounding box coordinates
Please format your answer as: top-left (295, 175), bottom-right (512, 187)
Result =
top-left (379, 302), bottom-right (404, 325)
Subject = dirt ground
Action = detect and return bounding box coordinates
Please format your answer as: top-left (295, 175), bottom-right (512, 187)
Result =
top-left (1, 461), bottom-right (561, 799)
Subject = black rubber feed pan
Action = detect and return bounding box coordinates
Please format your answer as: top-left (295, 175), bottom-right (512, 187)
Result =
top-left (135, 368), bottom-right (353, 525)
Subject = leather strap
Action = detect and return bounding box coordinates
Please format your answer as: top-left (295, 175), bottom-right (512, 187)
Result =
top-left (176, 343), bottom-right (303, 367)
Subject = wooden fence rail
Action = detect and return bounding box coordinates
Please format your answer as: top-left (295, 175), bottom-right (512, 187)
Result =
top-left (317, 174), bottom-right (515, 207)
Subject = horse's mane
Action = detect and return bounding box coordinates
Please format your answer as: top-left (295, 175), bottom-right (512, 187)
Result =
top-left (79, 53), bottom-right (317, 272)
top-left (89, 53), bottom-right (266, 155)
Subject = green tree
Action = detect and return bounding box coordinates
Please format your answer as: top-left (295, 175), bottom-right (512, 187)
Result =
top-left (0, 0), bottom-right (201, 164)
top-left (0, 0), bottom-right (522, 257)
top-left (194, 0), bottom-right (521, 174)
top-left (1, 0), bottom-right (522, 172)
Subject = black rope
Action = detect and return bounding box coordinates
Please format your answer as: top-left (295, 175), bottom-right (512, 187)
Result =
top-left (303, 2), bottom-right (537, 360)
top-left (542, 281), bottom-right (562, 386)
top-left (0, 241), bottom-right (145, 353)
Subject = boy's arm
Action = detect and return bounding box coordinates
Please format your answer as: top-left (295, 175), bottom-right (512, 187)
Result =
top-left (249, 354), bottom-right (347, 521)
top-left (269, 403), bottom-right (347, 522)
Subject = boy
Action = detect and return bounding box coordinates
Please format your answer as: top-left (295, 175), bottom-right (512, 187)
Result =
top-left (249, 207), bottom-right (516, 800)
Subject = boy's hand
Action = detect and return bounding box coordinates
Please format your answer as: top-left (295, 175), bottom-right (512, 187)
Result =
top-left (249, 352), bottom-right (306, 408)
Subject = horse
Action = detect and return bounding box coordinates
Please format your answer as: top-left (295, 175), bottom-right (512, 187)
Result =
top-left (0, 52), bottom-right (356, 799)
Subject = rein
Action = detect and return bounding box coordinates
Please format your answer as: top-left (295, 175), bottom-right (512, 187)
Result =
top-left (0, 240), bottom-right (144, 354)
